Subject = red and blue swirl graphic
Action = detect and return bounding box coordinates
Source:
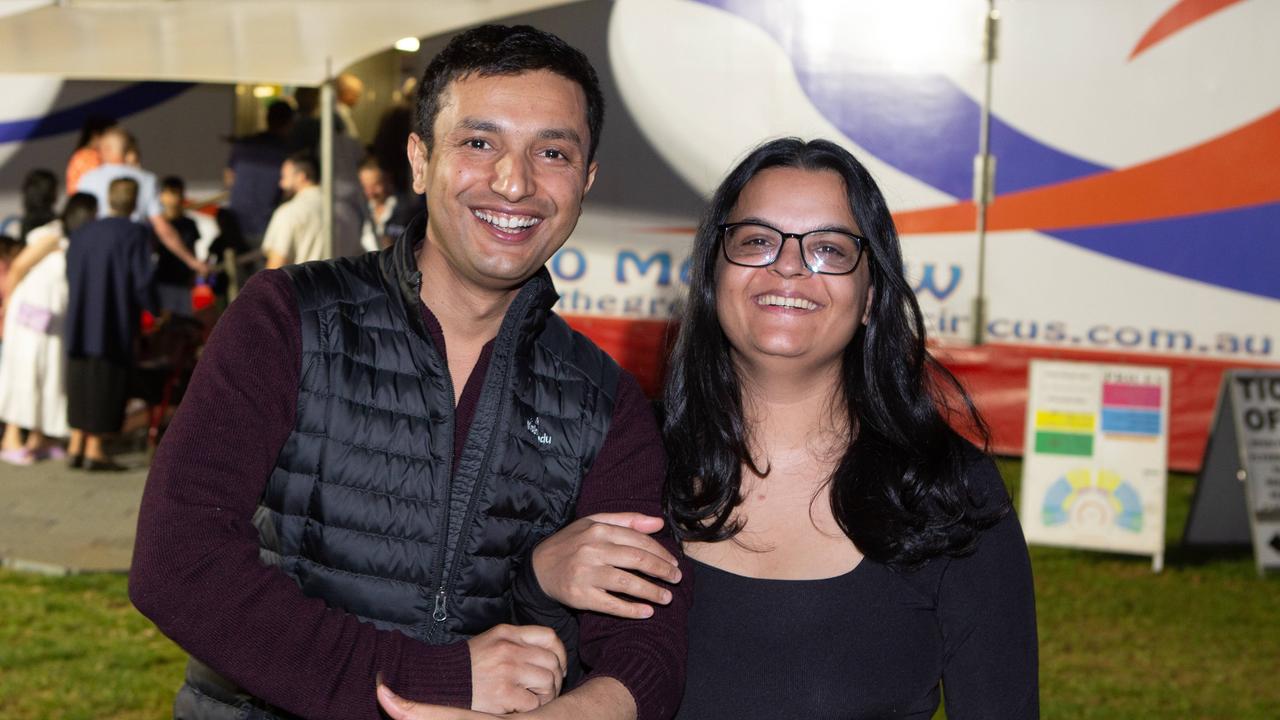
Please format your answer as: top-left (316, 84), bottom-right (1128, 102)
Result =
top-left (696, 0), bottom-right (1278, 301)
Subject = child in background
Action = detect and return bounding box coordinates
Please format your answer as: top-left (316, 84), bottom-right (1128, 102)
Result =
top-left (155, 176), bottom-right (200, 317)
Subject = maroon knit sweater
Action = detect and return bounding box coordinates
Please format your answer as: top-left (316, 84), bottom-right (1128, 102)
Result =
top-left (129, 270), bottom-right (690, 720)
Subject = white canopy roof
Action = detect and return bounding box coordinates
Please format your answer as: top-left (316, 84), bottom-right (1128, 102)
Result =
top-left (0, 0), bottom-right (581, 84)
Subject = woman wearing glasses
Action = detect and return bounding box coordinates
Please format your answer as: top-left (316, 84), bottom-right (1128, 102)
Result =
top-left (665, 138), bottom-right (1038, 719)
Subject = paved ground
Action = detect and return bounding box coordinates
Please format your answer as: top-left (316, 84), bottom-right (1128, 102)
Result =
top-left (0, 446), bottom-right (150, 575)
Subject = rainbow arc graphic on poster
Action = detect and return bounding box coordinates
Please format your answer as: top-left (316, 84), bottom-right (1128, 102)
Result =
top-left (1042, 468), bottom-right (1144, 533)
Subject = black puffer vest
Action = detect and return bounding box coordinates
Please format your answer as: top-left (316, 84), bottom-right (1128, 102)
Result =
top-left (176, 216), bottom-right (619, 719)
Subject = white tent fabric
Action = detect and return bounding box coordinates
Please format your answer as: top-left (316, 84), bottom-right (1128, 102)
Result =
top-left (0, 0), bottom-right (581, 84)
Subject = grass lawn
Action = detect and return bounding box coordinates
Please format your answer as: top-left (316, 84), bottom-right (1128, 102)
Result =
top-left (1, 460), bottom-right (1277, 719)
top-left (0, 570), bottom-right (186, 720)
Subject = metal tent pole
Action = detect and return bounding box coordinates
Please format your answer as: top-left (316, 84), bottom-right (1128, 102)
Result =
top-left (321, 57), bottom-right (335, 259)
top-left (971, 0), bottom-right (999, 346)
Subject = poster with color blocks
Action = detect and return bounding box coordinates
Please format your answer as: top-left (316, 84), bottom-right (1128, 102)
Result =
top-left (1020, 361), bottom-right (1171, 568)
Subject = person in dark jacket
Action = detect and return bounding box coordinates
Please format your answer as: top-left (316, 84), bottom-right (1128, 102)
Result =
top-left (129, 24), bottom-right (690, 720)
top-left (64, 177), bottom-right (155, 471)
top-left (225, 99), bottom-right (294, 245)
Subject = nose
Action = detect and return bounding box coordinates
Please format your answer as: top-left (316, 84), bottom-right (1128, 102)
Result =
top-left (491, 151), bottom-right (534, 201)
top-left (770, 235), bottom-right (811, 278)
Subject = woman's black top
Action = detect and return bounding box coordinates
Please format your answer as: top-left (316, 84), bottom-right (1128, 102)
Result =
top-left (674, 460), bottom-right (1038, 719)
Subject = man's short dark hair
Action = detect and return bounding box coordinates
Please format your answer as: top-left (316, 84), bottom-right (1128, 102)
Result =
top-left (293, 87), bottom-right (319, 116)
top-left (161, 175), bottom-right (185, 195)
top-left (286, 151), bottom-right (319, 184)
top-left (359, 154), bottom-right (382, 173)
top-left (266, 100), bottom-right (296, 132)
top-left (414, 24), bottom-right (605, 163)
top-left (108, 177), bottom-right (139, 216)
top-left (62, 192), bottom-right (99, 234)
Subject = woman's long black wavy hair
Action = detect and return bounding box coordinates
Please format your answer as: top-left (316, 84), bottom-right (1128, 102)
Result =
top-left (20, 169), bottom-right (58, 241)
top-left (663, 137), bottom-right (1006, 568)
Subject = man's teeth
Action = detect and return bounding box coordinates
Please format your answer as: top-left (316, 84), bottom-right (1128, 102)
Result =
top-left (473, 210), bottom-right (541, 230)
top-left (757, 295), bottom-right (818, 310)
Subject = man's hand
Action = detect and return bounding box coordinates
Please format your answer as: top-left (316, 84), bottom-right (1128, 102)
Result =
top-left (531, 512), bottom-right (682, 619)
top-left (467, 623), bottom-right (566, 713)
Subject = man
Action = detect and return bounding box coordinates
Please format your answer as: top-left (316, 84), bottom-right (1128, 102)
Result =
top-left (335, 72), bottom-right (365, 140)
top-left (64, 178), bottom-right (155, 471)
top-left (130, 24), bottom-right (690, 720)
top-left (262, 151), bottom-right (325, 268)
top-left (286, 86), bottom-right (366, 259)
top-left (225, 99), bottom-right (295, 245)
top-left (76, 128), bottom-right (208, 277)
top-left (358, 155), bottom-right (416, 252)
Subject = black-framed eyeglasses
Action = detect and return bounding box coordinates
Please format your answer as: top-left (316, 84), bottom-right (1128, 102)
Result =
top-left (718, 222), bottom-right (868, 275)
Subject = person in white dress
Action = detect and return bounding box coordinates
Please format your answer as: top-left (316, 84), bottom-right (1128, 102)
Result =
top-left (0, 193), bottom-right (99, 464)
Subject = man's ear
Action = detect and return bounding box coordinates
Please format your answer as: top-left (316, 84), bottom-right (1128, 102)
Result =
top-left (407, 133), bottom-right (429, 195)
top-left (862, 285), bottom-right (875, 325)
top-left (583, 160), bottom-right (598, 198)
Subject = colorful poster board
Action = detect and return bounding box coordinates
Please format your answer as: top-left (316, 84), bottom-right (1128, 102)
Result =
top-left (1020, 361), bottom-right (1170, 570)
top-left (1185, 371), bottom-right (1280, 575)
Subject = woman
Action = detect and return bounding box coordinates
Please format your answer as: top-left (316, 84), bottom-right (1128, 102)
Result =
top-left (0, 193), bottom-right (99, 464)
top-left (664, 138), bottom-right (1037, 719)
top-left (64, 114), bottom-right (116, 195)
top-left (19, 168), bottom-right (59, 243)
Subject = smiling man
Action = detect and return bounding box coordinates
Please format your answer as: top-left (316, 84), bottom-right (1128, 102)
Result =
top-left (130, 25), bottom-right (689, 720)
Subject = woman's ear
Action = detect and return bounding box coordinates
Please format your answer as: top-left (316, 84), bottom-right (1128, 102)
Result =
top-left (862, 285), bottom-right (875, 325)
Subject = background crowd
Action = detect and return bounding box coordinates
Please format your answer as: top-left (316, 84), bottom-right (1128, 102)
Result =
top-left (0, 73), bottom-right (417, 472)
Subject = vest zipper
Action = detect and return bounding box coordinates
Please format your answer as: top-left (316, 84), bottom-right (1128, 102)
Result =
top-left (419, 269), bottom-right (458, 638)
top-left (429, 366), bottom-right (457, 637)
top-left (429, 288), bottom-right (531, 637)
top-left (432, 586), bottom-right (448, 622)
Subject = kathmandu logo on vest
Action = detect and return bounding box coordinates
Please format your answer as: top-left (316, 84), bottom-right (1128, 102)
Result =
top-left (526, 417), bottom-right (552, 446)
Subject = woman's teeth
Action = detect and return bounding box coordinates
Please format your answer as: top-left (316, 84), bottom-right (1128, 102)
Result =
top-left (757, 294), bottom-right (818, 310)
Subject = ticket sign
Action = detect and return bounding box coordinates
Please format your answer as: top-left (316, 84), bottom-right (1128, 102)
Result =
top-left (1184, 371), bottom-right (1280, 575)
top-left (1020, 361), bottom-right (1171, 571)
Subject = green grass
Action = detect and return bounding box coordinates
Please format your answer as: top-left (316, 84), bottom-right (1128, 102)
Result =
top-left (997, 458), bottom-right (1280, 720)
top-left (1, 460), bottom-right (1277, 719)
top-left (0, 571), bottom-right (187, 720)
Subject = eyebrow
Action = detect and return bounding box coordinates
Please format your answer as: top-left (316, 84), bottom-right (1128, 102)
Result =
top-left (735, 216), bottom-right (861, 235)
top-left (458, 117), bottom-right (501, 134)
top-left (455, 118), bottom-right (583, 147)
top-left (538, 127), bottom-right (583, 145)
